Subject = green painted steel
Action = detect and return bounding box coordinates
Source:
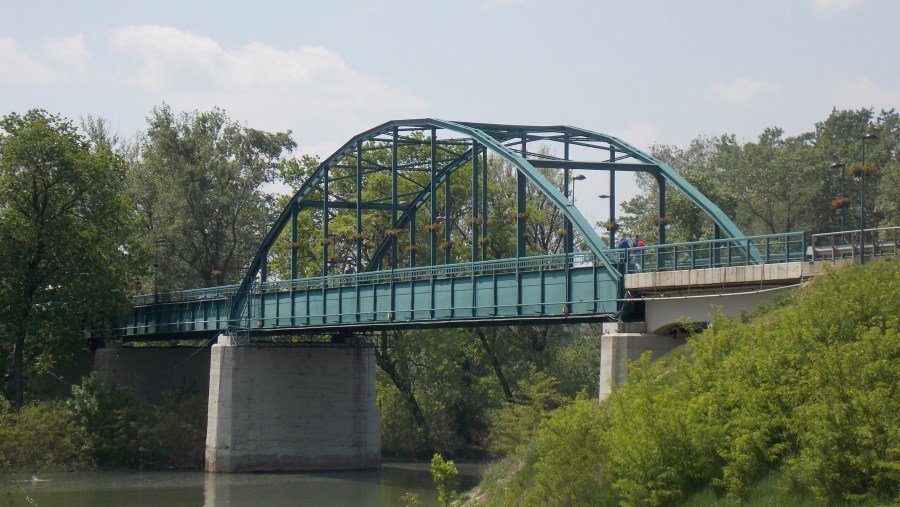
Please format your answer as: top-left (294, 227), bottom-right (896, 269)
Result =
top-left (121, 253), bottom-right (619, 340)
top-left (222, 120), bottom-right (753, 344)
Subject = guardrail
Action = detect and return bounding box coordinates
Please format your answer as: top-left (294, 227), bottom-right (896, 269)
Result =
top-left (132, 231), bottom-right (830, 304)
top-left (609, 232), bottom-right (806, 275)
top-left (809, 226), bottom-right (899, 262)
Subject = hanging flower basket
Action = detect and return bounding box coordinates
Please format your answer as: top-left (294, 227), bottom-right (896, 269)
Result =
top-left (466, 216), bottom-right (484, 225)
top-left (351, 232), bottom-right (370, 241)
top-left (651, 215), bottom-right (671, 226)
top-left (424, 222), bottom-right (443, 232)
top-left (404, 244), bottom-right (418, 252)
top-left (848, 161), bottom-right (880, 178)
top-left (386, 228), bottom-right (403, 237)
top-left (291, 241), bottom-right (305, 248)
top-left (831, 197), bottom-right (851, 210)
top-left (600, 220), bottom-right (618, 231)
top-left (319, 236), bottom-right (335, 246)
top-left (556, 229), bottom-right (568, 238)
top-left (478, 236), bottom-right (491, 245)
top-left (517, 211), bottom-right (529, 219)
top-left (327, 254), bottom-right (340, 263)
top-left (441, 240), bottom-right (454, 250)
top-left (211, 269), bottom-right (223, 277)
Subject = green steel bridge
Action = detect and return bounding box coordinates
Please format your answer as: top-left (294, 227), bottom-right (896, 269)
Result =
top-left (111, 120), bottom-right (896, 346)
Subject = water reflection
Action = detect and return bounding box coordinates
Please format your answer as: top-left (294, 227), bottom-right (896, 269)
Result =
top-left (5, 463), bottom-right (485, 507)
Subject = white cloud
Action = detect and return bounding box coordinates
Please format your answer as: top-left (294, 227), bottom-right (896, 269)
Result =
top-left (615, 122), bottom-right (660, 152)
top-left (108, 25), bottom-right (427, 154)
top-left (707, 78), bottom-right (780, 106)
top-left (0, 34), bottom-right (94, 86)
top-left (809, 0), bottom-right (862, 16)
top-left (0, 37), bottom-right (60, 85)
top-left (823, 77), bottom-right (900, 109)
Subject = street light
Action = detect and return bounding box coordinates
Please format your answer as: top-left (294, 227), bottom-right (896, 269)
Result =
top-left (858, 132), bottom-right (878, 263)
top-left (570, 174), bottom-right (586, 202)
top-left (830, 161), bottom-right (846, 231)
top-left (597, 193), bottom-right (612, 246)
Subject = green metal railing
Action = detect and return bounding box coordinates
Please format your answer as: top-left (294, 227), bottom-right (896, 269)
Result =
top-left (607, 232), bottom-right (806, 275)
top-left (132, 233), bottom-right (812, 307)
top-left (810, 226), bottom-right (899, 262)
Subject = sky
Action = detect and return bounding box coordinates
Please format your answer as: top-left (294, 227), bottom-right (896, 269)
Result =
top-left (2, 0), bottom-right (898, 226)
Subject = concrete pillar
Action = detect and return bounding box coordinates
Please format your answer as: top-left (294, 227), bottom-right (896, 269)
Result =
top-left (205, 337), bottom-right (380, 472)
top-left (599, 323), bottom-right (685, 401)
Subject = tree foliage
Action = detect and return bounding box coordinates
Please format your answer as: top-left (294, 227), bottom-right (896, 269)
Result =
top-left (129, 104), bottom-right (296, 290)
top-left (470, 261), bottom-right (900, 506)
top-left (620, 108), bottom-right (900, 242)
top-left (0, 109), bottom-right (132, 406)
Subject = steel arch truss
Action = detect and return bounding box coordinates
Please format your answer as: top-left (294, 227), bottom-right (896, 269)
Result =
top-left (226, 119), bottom-right (746, 341)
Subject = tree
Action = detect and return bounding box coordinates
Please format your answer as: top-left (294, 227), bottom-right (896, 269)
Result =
top-left (129, 104), bottom-right (296, 290)
top-left (0, 110), bottom-right (132, 407)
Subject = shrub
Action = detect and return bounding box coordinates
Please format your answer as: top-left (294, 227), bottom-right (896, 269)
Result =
top-left (0, 400), bottom-right (93, 471)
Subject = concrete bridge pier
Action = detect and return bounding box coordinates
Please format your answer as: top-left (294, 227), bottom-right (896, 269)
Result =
top-left (598, 322), bottom-right (686, 401)
top-left (205, 336), bottom-right (380, 472)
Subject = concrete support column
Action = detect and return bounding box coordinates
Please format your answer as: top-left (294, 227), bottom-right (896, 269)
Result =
top-left (599, 323), bottom-right (685, 401)
top-left (205, 337), bottom-right (380, 472)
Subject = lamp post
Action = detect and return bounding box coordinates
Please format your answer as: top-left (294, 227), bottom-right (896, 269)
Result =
top-left (858, 133), bottom-right (878, 263)
top-left (570, 174), bottom-right (586, 202)
top-left (830, 161), bottom-right (846, 232)
top-left (598, 193), bottom-right (612, 246)
top-left (153, 238), bottom-right (164, 302)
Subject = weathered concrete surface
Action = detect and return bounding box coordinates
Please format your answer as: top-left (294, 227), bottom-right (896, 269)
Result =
top-left (205, 338), bottom-right (380, 472)
top-left (95, 342), bottom-right (210, 398)
top-left (599, 322), bottom-right (685, 401)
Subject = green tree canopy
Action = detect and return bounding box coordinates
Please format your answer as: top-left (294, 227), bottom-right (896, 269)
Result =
top-left (129, 104), bottom-right (296, 290)
top-left (0, 109), bottom-right (132, 406)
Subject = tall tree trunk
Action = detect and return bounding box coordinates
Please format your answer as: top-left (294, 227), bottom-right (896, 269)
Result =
top-left (475, 329), bottom-right (513, 403)
top-left (374, 332), bottom-right (430, 451)
top-left (13, 334), bottom-right (25, 408)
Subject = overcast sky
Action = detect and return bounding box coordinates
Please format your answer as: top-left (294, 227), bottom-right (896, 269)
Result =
top-left (2, 0), bottom-right (897, 225)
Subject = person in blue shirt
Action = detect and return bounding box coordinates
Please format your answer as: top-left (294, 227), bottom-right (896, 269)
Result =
top-left (617, 235), bottom-right (629, 249)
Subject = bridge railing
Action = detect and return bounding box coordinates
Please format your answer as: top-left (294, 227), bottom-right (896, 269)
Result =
top-left (609, 232), bottom-right (806, 274)
top-left (256, 252), bottom-right (598, 293)
top-left (809, 226), bottom-right (899, 262)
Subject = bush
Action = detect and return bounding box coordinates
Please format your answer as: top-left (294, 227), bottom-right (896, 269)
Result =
top-left (0, 400), bottom-right (93, 471)
top-left (469, 261), bottom-right (899, 506)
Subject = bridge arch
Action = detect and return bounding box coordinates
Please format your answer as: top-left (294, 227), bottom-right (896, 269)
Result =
top-left (227, 119), bottom-right (746, 336)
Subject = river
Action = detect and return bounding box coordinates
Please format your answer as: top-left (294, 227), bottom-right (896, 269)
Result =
top-left (2, 463), bottom-right (485, 506)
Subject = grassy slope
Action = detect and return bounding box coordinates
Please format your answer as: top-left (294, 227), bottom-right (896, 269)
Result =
top-left (463, 260), bottom-right (899, 506)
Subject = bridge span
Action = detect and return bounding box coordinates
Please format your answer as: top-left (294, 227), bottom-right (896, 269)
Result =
top-left (91, 118), bottom-right (897, 473)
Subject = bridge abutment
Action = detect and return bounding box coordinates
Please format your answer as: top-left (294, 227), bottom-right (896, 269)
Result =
top-left (205, 337), bottom-right (380, 472)
top-left (599, 323), bottom-right (685, 400)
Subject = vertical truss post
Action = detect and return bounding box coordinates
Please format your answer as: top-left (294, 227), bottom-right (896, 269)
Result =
top-left (322, 164), bottom-right (330, 275)
top-left (355, 140), bottom-right (363, 273)
top-left (409, 203), bottom-right (417, 268)
top-left (608, 147), bottom-right (617, 247)
top-left (517, 136), bottom-right (527, 259)
top-left (564, 135), bottom-right (573, 254)
top-left (444, 155), bottom-right (451, 266)
top-left (481, 147), bottom-right (489, 260)
top-left (657, 174), bottom-right (667, 245)
top-left (430, 128), bottom-right (437, 267)
top-left (656, 173), bottom-right (667, 270)
top-left (290, 203), bottom-right (298, 279)
top-left (471, 140), bottom-right (480, 263)
top-left (391, 127), bottom-right (399, 271)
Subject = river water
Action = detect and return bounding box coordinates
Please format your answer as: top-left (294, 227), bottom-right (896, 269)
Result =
top-left (2, 463), bottom-right (485, 507)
